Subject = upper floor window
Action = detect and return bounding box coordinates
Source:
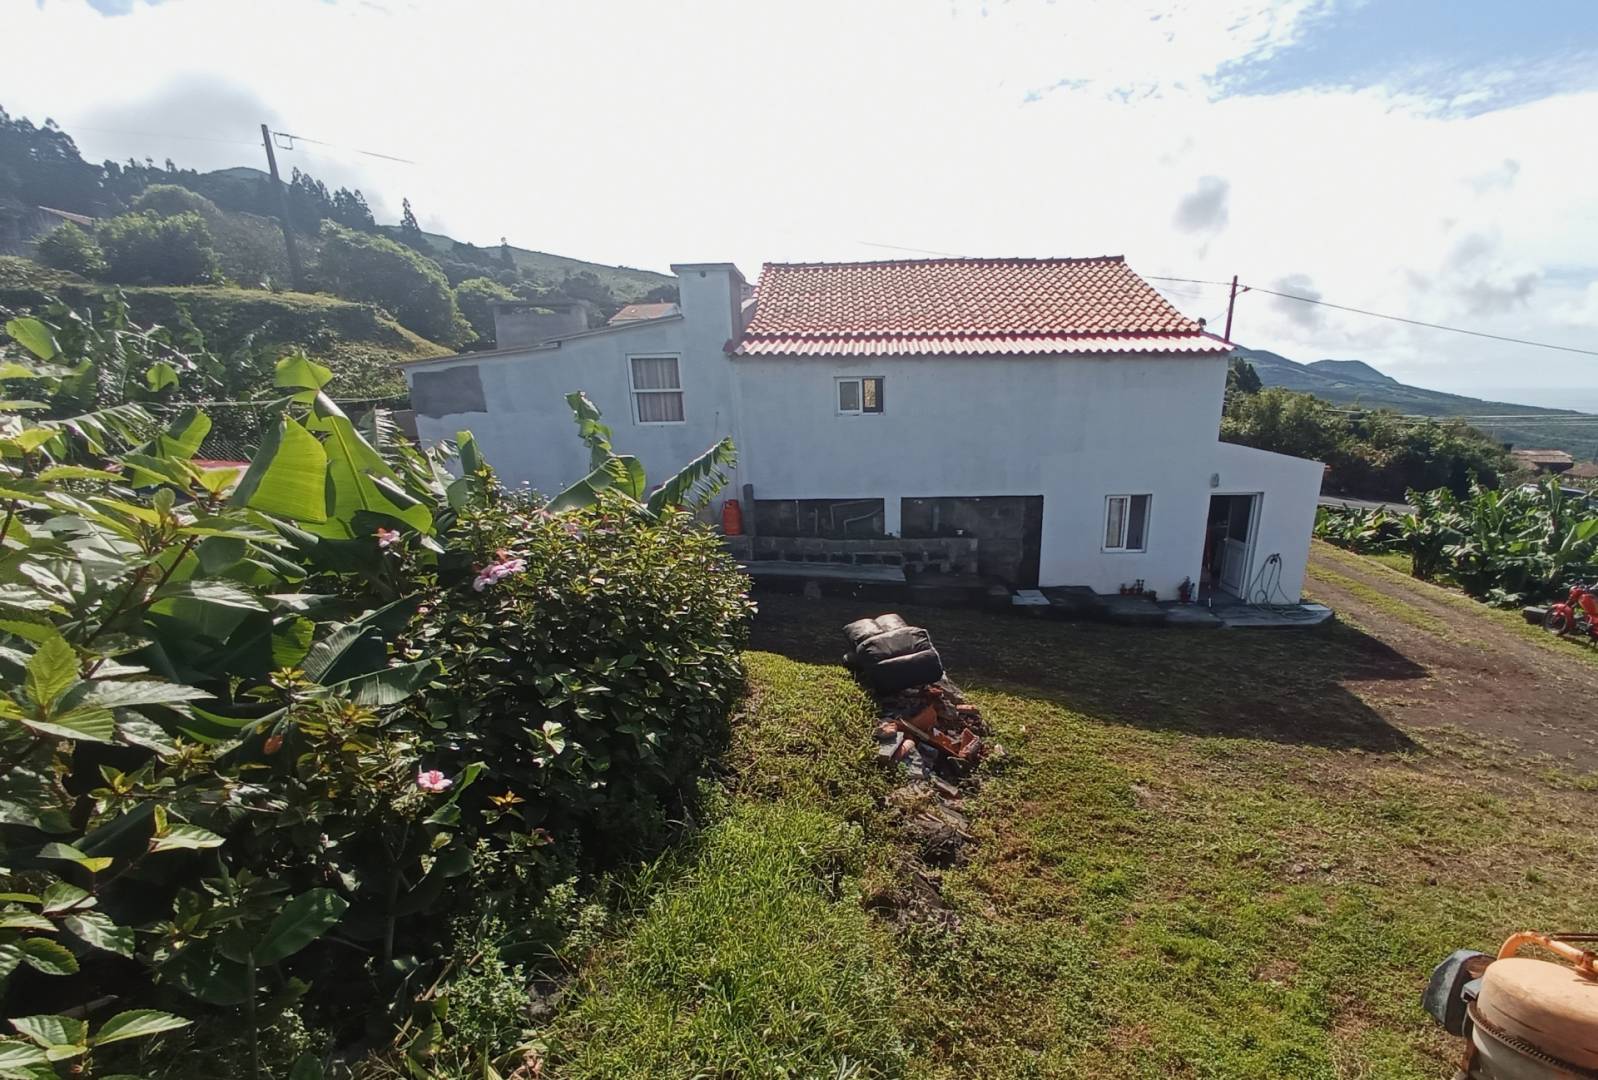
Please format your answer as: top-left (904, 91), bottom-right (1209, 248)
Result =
top-left (837, 376), bottom-right (884, 415)
top-left (1104, 494), bottom-right (1151, 552)
top-left (630, 355), bottom-right (684, 424)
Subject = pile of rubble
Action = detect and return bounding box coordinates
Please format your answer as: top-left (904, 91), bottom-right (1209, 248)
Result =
top-left (844, 614), bottom-right (1001, 925)
top-left (843, 614), bottom-right (994, 791)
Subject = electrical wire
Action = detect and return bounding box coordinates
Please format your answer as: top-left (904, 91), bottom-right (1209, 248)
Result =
top-left (1244, 285), bottom-right (1598, 358)
top-left (271, 131), bottom-right (418, 166)
top-left (1139, 275), bottom-right (1598, 359)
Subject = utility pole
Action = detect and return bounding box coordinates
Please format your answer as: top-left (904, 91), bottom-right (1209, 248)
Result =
top-left (1222, 274), bottom-right (1243, 341)
top-left (260, 124), bottom-right (306, 291)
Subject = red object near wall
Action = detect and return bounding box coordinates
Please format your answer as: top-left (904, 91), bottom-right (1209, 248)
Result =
top-left (721, 498), bottom-right (744, 536)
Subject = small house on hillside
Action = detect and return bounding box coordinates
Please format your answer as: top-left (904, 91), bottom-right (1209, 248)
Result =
top-left (1511, 448), bottom-right (1575, 475)
top-left (609, 301), bottom-right (680, 324)
top-left (403, 256), bottom-right (1324, 601)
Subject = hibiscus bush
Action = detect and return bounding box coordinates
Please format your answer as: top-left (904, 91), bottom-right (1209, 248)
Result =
top-left (0, 302), bottom-right (751, 1078)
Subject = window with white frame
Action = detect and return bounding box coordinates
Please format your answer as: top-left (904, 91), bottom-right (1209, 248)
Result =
top-left (1103, 494), bottom-right (1151, 552)
top-left (837, 376), bottom-right (884, 415)
top-left (629, 355), bottom-right (684, 423)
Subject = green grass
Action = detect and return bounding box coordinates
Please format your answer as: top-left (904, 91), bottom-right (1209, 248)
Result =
top-left (544, 657), bottom-right (906, 1078)
top-left (544, 597), bottom-right (1598, 1078)
top-left (1315, 541), bottom-right (1598, 670)
top-left (1365, 550), bottom-right (1413, 575)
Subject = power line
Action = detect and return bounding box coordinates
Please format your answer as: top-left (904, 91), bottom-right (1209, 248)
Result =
top-left (1245, 285), bottom-right (1598, 359)
top-left (273, 131), bottom-right (418, 165)
top-left (1148, 274), bottom-right (1598, 359)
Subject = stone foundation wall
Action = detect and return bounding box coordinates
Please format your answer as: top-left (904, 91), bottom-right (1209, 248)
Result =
top-left (725, 535), bottom-right (979, 575)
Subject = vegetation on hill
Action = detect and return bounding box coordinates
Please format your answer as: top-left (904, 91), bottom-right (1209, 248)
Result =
top-left (1237, 345), bottom-right (1598, 462)
top-left (0, 256), bottom-right (449, 430)
top-left (1222, 365), bottom-right (1511, 499)
top-left (2, 106), bottom-right (678, 356)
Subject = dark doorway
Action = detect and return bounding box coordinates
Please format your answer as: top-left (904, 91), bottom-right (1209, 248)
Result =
top-left (900, 496), bottom-right (1045, 586)
top-left (1205, 493), bottom-right (1258, 598)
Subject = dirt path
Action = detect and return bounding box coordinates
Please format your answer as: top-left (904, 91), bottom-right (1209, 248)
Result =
top-left (1305, 541), bottom-right (1598, 769)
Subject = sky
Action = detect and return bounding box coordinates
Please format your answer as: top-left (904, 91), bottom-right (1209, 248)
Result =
top-left (4, 0), bottom-right (1598, 402)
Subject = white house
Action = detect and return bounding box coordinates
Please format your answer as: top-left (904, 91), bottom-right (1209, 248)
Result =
top-left (403, 256), bottom-right (1323, 602)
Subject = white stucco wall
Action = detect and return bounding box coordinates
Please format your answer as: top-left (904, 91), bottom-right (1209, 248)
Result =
top-left (734, 351), bottom-right (1231, 595)
top-left (407, 265), bottom-right (744, 498)
top-left (405, 264), bottom-right (1322, 600)
top-left (1208, 441), bottom-right (1325, 602)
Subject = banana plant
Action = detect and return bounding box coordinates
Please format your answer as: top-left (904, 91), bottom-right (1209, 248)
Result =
top-left (545, 391), bottom-right (735, 514)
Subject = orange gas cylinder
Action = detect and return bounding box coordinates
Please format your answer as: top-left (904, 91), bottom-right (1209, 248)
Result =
top-left (721, 498), bottom-right (744, 536)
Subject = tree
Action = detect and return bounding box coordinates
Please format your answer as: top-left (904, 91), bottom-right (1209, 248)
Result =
top-left (1226, 356), bottom-right (1261, 396)
top-left (398, 197), bottom-right (426, 250)
top-left (499, 236), bottom-right (515, 269)
top-left (131, 182), bottom-right (216, 218)
top-left (330, 186), bottom-right (376, 230)
top-left (34, 221), bottom-right (106, 278)
top-left (98, 210), bottom-right (220, 285)
top-left (1222, 386), bottom-right (1509, 499)
top-left (0, 106), bottom-right (103, 213)
top-left (455, 276), bottom-right (516, 343)
top-left (317, 221), bottom-right (472, 345)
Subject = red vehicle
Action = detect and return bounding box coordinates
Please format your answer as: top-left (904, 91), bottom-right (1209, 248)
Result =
top-left (1544, 582), bottom-right (1598, 640)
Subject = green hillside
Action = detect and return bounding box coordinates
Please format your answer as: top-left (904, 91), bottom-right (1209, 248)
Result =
top-left (0, 255), bottom-right (449, 401)
top-left (1237, 346), bottom-right (1598, 462)
top-left (402, 227), bottom-right (673, 301)
top-left (191, 165), bottom-right (674, 301)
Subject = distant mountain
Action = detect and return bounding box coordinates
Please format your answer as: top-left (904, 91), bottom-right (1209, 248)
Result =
top-left (1235, 346), bottom-right (1598, 462)
top-left (1303, 359), bottom-right (1397, 385)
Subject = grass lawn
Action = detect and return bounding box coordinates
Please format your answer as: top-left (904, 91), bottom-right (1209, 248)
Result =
top-left (543, 590), bottom-right (1598, 1079)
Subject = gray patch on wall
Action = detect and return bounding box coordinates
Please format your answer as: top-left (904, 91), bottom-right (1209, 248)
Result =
top-left (412, 366), bottom-right (486, 418)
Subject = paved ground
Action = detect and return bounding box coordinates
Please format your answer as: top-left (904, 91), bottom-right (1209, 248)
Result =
top-left (1305, 540), bottom-right (1598, 769)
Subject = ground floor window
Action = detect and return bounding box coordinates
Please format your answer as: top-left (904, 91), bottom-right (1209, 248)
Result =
top-left (837, 376), bottom-right (884, 414)
top-left (1104, 493), bottom-right (1151, 552)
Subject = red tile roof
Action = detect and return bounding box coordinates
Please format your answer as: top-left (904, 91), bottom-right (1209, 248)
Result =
top-left (732, 256), bottom-right (1229, 357)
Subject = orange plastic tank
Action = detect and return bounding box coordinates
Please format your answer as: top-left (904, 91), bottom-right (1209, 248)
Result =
top-left (721, 498), bottom-right (743, 536)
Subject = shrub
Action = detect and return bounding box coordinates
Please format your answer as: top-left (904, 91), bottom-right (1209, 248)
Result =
top-left (423, 492), bottom-right (755, 864)
top-left (455, 275), bottom-right (516, 343)
top-left (1316, 480), bottom-right (1598, 604)
top-left (33, 221), bottom-right (106, 278)
top-left (317, 221), bottom-right (471, 345)
top-left (98, 210), bottom-right (220, 285)
top-left (131, 183), bottom-right (219, 219)
top-left (0, 304), bottom-right (749, 1076)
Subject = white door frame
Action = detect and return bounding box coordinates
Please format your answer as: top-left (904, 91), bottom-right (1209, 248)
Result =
top-left (1213, 492), bottom-right (1262, 599)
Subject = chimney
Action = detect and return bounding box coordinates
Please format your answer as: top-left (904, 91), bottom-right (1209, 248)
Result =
top-left (670, 263), bottom-right (747, 341)
top-left (492, 299), bottom-right (591, 349)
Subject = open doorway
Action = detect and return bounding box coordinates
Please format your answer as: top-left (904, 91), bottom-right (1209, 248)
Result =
top-left (1204, 494), bottom-right (1260, 599)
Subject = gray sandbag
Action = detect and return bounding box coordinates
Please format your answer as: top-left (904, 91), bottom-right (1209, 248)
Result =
top-left (855, 626), bottom-right (935, 665)
top-left (863, 647), bottom-right (945, 694)
top-left (843, 613), bottom-right (908, 648)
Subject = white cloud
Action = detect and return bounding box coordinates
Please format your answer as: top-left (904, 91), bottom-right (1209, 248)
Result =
top-left (2, 0), bottom-right (1595, 395)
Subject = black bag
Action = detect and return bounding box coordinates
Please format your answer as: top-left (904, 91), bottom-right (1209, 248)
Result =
top-left (842, 613), bottom-right (944, 693)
